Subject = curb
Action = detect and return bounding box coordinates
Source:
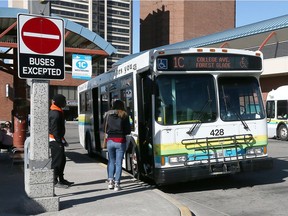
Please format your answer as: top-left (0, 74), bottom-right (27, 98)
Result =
top-left (153, 188), bottom-right (193, 216)
top-left (101, 162), bottom-right (193, 216)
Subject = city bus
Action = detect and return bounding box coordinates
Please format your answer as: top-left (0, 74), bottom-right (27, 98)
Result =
top-left (78, 47), bottom-right (271, 185)
top-left (266, 85), bottom-right (288, 141)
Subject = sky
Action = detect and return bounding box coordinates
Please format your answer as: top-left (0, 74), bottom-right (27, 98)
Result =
top-left (236, 0), bottom-right (288, 27)
top-left (0, 0), bottom-right (5, 7)
top-left (0, 0), bottom-right (288, 53)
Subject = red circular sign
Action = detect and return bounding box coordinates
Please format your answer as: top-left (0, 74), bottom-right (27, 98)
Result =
top-left (21, 17), bottom-right (61, 54)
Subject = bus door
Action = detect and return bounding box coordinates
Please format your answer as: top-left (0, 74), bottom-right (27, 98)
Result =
top-left (120, 76), bottom-right (134, 131)
top-left (92, 87), bottom-right (101, 151)
top-left (100, 84), bottom-right (110, 150)
top-left (266, 100), bottom-right (276, 138)
top-left (137, 72), bottom-right (154, 175)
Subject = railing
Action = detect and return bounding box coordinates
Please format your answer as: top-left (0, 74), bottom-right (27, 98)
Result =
top-left (181, 134), bottom-right (254, 174)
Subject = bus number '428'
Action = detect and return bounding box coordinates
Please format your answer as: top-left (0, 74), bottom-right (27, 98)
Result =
top-left (210, 129), bottom-right (224, 136)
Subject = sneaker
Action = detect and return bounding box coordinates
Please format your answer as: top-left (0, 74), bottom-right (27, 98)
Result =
top-left (60, 179), bottom-right (74, 186)
top-left (114, 183), bottom-right (121, 191)
top-left (108, 180), bottom-right (114, 189)
top-left (55, 182), bottom-right (69, 189)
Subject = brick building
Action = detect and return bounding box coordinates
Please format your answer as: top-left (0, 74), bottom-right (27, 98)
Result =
top-left (140, 0), bottom-right (235, 51)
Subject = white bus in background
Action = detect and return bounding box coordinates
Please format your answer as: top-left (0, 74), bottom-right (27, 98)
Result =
top-left (266, 85), bottom-right (288, 140)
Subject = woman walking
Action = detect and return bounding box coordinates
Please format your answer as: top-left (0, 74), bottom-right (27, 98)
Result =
top-left (104, 100), bottom-right (131, 191)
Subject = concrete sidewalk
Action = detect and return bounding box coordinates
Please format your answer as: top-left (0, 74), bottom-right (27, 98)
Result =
top-left (0, 142), bottom-right (192, 216)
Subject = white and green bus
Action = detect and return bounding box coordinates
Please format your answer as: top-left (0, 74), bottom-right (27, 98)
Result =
top-left (78, 47), bottom-right (270, 185)
top-left (266, 85), bottom-right (288, 141)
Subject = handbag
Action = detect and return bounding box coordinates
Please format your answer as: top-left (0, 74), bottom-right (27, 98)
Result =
top-left (101, 115), bottom-right (108, 149)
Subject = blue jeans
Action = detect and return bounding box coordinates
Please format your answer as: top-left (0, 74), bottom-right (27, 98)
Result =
top-left (107, 140), bottom-right (126, 183)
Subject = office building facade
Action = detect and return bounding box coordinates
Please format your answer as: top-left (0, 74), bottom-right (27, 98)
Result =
top-left (50, 0), bottom-right (133, 74)
top-left (51, 0), bottom-right (91, 28)
top-left (91, 0), bottom-right (132, 74)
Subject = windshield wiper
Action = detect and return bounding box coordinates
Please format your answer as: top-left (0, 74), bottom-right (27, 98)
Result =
top-left (230, 108), bottom-right (249, 130)
top-left (221, 86), bottom-right (249, 130)
top-left (187, 86), bottom-right (212, 135)
top-left (186, 99), bottom-right (212, 135)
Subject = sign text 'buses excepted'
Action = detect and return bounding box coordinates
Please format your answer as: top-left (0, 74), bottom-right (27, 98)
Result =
top-left (18, 14), bottom-right (65, 80)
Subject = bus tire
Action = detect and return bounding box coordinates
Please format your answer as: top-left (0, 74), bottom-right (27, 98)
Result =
top-left (85, 134), bottom-right (94, 157)
top-left (131, 145), bottom-right (141, 180)
top-left (277, 124), bottom-right (288, 141)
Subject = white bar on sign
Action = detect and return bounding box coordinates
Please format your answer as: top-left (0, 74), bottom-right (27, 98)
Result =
top-left (23, 32), bottom-right (59, 40)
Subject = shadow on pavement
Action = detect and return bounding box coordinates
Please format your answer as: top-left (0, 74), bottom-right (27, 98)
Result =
top-left (161, 157), bottom-right (287, 193)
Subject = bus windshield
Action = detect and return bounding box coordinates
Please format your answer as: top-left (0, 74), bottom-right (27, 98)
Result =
top-left (155, 74), bottom-right (217, 125)
top-left (219, 77), bottom-right (265, 121)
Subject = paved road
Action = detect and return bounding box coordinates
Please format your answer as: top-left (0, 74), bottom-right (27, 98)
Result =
top-left (1, 122), bottom-right (190, 216)
top-left (161, 139), bottom-right (288, 216)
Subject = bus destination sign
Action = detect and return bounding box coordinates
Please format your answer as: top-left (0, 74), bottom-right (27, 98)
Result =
top-left (156, 53), bottom-right (262, 71)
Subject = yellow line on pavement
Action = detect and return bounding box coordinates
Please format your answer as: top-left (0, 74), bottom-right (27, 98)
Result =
top-left (153, 189), bottom-right (193, 216)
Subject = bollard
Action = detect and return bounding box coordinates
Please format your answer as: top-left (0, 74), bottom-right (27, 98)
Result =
top-left (13, 116), bottom-right (26, 148)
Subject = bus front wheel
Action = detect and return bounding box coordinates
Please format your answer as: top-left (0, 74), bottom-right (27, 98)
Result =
top-left (278, 125), bottom-right (288, 141)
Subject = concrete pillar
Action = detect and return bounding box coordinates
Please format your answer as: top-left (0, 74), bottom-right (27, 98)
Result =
top-left (24, 0), bottom-right (59, 213)
top-left (24, 73), bottom-right (59, 214)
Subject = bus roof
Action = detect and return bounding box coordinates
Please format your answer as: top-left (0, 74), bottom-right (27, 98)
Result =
top-left (78, 50), bottom-right (151, 92)
top-left (78, 47), bottom-right (263, 93)
top-left (267, 85), bottom-right (288, 100)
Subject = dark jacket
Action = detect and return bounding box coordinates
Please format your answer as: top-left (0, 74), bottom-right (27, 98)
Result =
top-left (49, 104), bottom-right (66, 143)
top-left (104, 110), bottom-right (131, 139)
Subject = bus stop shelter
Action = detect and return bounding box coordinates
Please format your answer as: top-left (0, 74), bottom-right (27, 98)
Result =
top-left (0, 7), bottom-right (117, 148)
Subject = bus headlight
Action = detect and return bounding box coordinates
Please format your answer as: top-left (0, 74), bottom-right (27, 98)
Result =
top-left (246, 147), bottom-right (264, 155)
top-left (168, 155), bottom-right (187, 164)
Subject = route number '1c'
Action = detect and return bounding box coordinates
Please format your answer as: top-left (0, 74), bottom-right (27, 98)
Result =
top-left (173, 57), bottom-right (185, 68)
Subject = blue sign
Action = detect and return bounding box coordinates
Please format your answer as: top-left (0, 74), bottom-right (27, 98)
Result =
top-left (157, 58), bottom-right (168, 70)
top-left (72, 54), bottom-right (92, 80)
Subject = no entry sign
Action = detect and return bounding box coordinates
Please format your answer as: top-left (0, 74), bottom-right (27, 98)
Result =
top-left (18, 14), bottom-right (65, 80)
top-left (21, 17), bottom-right (62, 54)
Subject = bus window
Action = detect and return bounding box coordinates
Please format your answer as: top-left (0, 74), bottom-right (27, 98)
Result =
top-left (119, 76), bottom-right (134, 129)
top-left (100, 94), bottom-right (109, 123)
top-left (79, 92), bottom-right (86, 114)
top-left (277, 100), bottom-right (288, 119)
top-left (109, 82), bottom-right (118, 91)
top-left (219, 77), bottom-right (265, 121)
top-left (121, 88), bottom-right (134, 129)
top-left (111, 91), bottom-right (120, 105)
top-left (86, 91), bottom-right (92, 112)
top-left (266, 101), bottom-right (275, 119)
top-left (155, 74), bottom-right (217, 125)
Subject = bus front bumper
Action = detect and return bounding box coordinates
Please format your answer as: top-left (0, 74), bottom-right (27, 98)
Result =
top-left (154, 157), bottom-right (273, 185)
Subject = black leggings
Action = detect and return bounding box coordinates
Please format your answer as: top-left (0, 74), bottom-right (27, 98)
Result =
top-left (0, 143), bottom-right (12, 151)
top-left (49, 141), bottom-right (66, 182)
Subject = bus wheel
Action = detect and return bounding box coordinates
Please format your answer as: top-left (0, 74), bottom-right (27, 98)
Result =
top-left (131, 146), bottom-right (140, 180)
top-left (278, 125), bottom-right (288, 141)
top-left (86, 135), bottom-right (94, 157)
